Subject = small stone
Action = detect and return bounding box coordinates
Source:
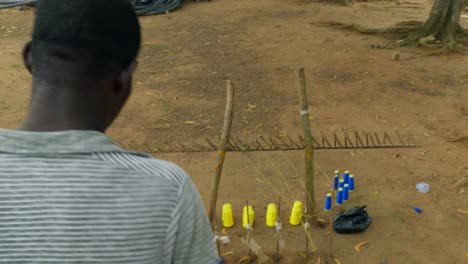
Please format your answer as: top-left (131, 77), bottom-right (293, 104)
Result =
top-left (392, 52), bottom-right (400, 61)
top-left (396, 39), bottom-right (408, 46)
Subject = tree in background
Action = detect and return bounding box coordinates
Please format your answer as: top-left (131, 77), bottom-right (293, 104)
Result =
top-left (409, 0), bottom-right (465, 47)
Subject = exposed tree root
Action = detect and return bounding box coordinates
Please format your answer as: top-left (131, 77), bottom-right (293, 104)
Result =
top-left (304, 0), bottom-right (351, 6)
top-left (403, 45), bottom-right (467, 60)
top-left (312, 20), bottom-right (423, 38)
top-left (306, 0), bottom-right (397, 5)
top-left (313, 20), bottom-right (467, 51)
top-left (458, 25), bottom-right (468, 36)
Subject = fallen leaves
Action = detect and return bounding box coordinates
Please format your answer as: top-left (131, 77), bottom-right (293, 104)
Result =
top-left (294, 251), bottom-right (306, 258)
top-left (453, 176), bottom-right (468, 188)
top-left (238, 256), bottom-right (253, 263)
top-left (453, 176), bottom-right (467, 194)
top-left (446, 135), bottom-right (465, 142)
top-left (255, 178), bottom-right (264, 183)
top-left (354, 241), bottom-right (368, 252)
top-left (221, 251), bottom-right (234, 257)
top-left (246, 102), bottom-right (257, 112)
top-left (317, 218), bottom-right (329, 228)
top-left (375, 114), bottom-right (388, 123)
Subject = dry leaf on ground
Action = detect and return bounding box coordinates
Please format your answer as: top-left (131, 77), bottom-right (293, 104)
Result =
top-left (354, 241), bottom-right (368, 252)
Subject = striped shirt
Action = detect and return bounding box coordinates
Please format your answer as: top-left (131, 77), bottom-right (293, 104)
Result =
top-left (0, 129), bottom-right (220, 263)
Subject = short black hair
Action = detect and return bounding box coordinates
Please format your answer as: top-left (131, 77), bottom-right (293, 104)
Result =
top-left (31, 0), bottom-right (141, 77)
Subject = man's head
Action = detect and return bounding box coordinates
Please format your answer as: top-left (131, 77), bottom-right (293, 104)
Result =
top-left (21, 0), bottom-right (141, 132)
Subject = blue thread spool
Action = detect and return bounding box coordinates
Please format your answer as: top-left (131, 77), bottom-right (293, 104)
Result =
top-left (349, 174), bottom-right (355, 192)
top-left (344, 170), bottom-right (350, 185)
top-left (324, 193), bottom-right (332, 211)
top-left (339, 179), bottom-right (345, 189)
top-left (336, 187), bottom-right (343, 205)
top-left (333, 170), bottom-right (340, 190)
top-left (343, 184), bottom-right (349, 201)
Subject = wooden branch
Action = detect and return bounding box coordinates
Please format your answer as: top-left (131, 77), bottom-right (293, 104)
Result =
top-left (208, 80), bottom-right (236, 224)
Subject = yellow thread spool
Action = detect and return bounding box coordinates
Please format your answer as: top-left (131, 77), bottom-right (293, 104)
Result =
top-left (289, 201), bottom-right (303, 226)
top-left (242, 205), bottom-right (254, 228)
top-left (266, 203), bottom-right (277, 227)
top-left (222, 203), bottom-right (234, 228)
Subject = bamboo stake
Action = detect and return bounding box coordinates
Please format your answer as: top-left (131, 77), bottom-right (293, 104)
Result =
top-left (208, 80), bottom-right (236, 224)
top-left (327, 190), bottom-right (335, 262)
top-left (297, 68), bottom-right (317, 224)
top-left (215, 226), bottom-right (221, 257)
top-left (297, 68), bottom-right (317, 259)
top-left (275, 197), bottom-right (281, 264)
top-left (246, 200), bottom-right (252, 264)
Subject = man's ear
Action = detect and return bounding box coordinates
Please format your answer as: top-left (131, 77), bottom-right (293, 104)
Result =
top-left (115, 60), bottom-right (137, 99)
top-left (22, 41), bottom-right (33, 74)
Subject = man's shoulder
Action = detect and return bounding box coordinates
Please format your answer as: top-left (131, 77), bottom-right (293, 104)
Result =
top-left (95, 151), bottom-right (190, 186)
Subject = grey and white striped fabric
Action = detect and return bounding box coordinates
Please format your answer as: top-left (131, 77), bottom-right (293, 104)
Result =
top-left (0, 129), bottom-right (220, 263)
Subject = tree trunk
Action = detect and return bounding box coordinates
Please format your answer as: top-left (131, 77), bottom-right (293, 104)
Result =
top-left (411, 0), bottom-right (464, 45)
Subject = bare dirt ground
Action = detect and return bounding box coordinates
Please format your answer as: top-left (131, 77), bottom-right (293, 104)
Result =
top-left (1, 0), bottom-right (467, 263)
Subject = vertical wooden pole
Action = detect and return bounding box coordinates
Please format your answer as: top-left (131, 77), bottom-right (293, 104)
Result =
top-left (275, 197), bottom-right (281, 264)
top-left (208, 80), bottom-right (236, 224)
top-left (297, 68), bottom-right (317, 258)
top-left (246, 200), bottom-right (252, 263)
top-left (297, 68), bottom-right (317, 223)
top-left (327, 191), bottom-right (335, 262)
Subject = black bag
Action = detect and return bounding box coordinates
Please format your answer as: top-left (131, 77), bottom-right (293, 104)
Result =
top-left (333, 206), bottom-right (372, 234)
